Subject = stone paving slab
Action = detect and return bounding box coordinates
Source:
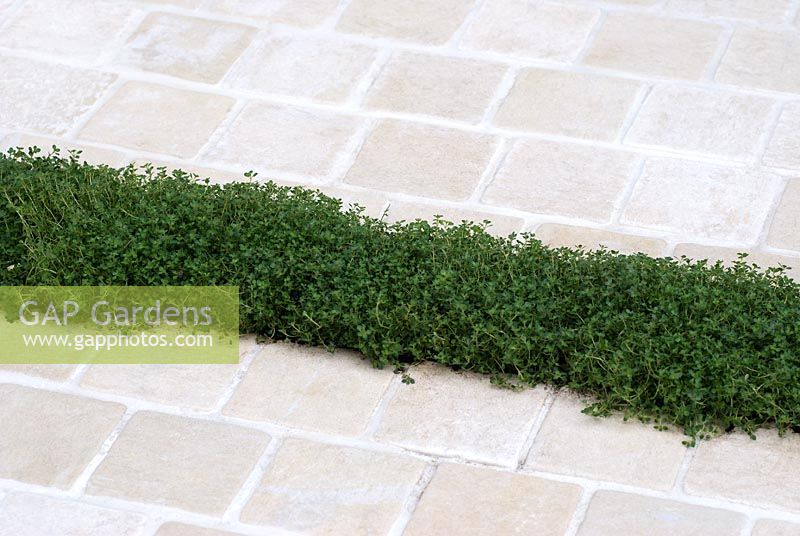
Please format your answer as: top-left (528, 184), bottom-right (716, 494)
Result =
top-left (1, 0), bottom-right (800, 533)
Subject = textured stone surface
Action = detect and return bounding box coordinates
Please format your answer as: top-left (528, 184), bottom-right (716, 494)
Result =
top-left (752, 519), bottom-right (800, 536)
top-left (405, 463), bottom-right (581, 536)
top-left (223, 343), bottom-right (393, 436)
top-left (535, 224), bottom-right (668, 256)
top-left (672, 243), bottom-right (800, 279)
top-left (365, 52), bottom-right (506, 123)
top-left (0, 385), bottom-right (125, 488)
top-left (483, 139), bottom-right (638, 222)
top-left (0, 363), bottom-right (76, 381)
top-left (376, 363), bottom-right (546, 464)
top-left (344, 120), bottom-right (496, 200)
top-left (240, 438), bottom-right (425, 533)
top-left (337, 0), bottom-right (474, 44)
top-left (526, 394), bottom-right (687, 490)
top-left (767, 179), bottom-right (800, 251)
top-left (583, 13), bottom-right (723, 79)
top-left (622, 158), bottom-right (781, 242)
top-left (0, 493), bottom-right (148, 536)
top-left (80, 82), bottom-right (233, 158)
top-left (495, 68), bottom-right (641, 140)
top-left (382, 199), bottom-right (524, 237)
top-left (667, 0), bottom-right (794, 23)
top-left (205, 0), bottom-right (341, 27)
top-left (1, 134), bottom-right (129, 166)
top-left (88, 412), bottom-right (269, 514)
top-left (764, 102), bottom-right (800, 169)
top-left (716, 29), bottom-right (800, 94)
top-left (154, 523), bottom-right (243, 536)
top-left (462, 1), bottom-right (600, 62)
top-left (577, 491), bottom-right (746, 535)
top-left (224, 30), bottom-right (377, 103)
top-left (626, 86), bottom-right (774, 160)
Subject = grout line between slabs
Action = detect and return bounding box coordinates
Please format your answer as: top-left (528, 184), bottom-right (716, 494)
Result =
top-left (222, 436), bottom-right (285, 524)
top-left (562, 486), bottom-right (597, 536)
top-left (387, 462), bottom-right (438, 536)
top-left (515, 391), bottom-right (556, 469)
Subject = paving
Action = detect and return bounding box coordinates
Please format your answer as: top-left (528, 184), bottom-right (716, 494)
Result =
top-left (0, 0), bottom-right (799, 534)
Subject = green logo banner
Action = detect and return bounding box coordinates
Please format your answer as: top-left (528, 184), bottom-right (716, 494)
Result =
top-left (0, 286), bottom-right (239, 364)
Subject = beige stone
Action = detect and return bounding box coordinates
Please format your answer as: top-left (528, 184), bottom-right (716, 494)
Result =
top-left (0, 493), bottom-right (148, 536)
top-left (376, 363), bottom-right (546, 464)
top-left (240, 438), bottom-right (425, 533)
top-left (365, 52), bottom-right (506, 123)
top-left (527, 394), bottom-right (687, 489)
top-left (495, 68), bottom-right (641, 141)
top-left (129, 160), bottom-right (252, 184)
top-left (0, 363), bottom-right (76, 381)
top-left (672, 243), bottom-right (800, 280)
top-left (577, 491), bottom-right (746, 536)
top-left (80, 82), bottom-right (233, 158)
top-left (405, 463), bottom-right (581, 536)
top-left (535, 224), bottom-right (667, 256)
top-left (626, 86), bottom-right (774, 160)
top-left (139, 0), bottom-right (202, 7)
top-left (314, 185), bottom-right (389, 219)
top-left (206, 0), bottom-right (341, 28)
top-left (716, 29), bottom-right (800, 94)
top-left (461, 1), bottom-right (599, 62)
top-left (764, 102), bottom-right (800, 170)
top-left (344, 120), bottom-right (496, 201)
top-left (382, 199), bottom-right (524, 237)
top-left (0, 0), bottom-right (141, 63)
top-left (223, 343), bottom-right (392, 436)
top-left (155, 523), bottom-right (242, 536)
top-left (622, 158), bottom-right (781, 242)
top-left (81, 364), bottom-right (239, 410)
top-left (584, 13), bottom-right (723, 79)
top-left (224, 30), bottom-right (376, 103)
top-left (482, 139), bottom-right (638, 222)
top-left (117, 13), bottom-right (255, 83)
top-left (668, 0), bottom-right (793, 23)
top-left (203, 102), bottom-right (362, 178)
top-left (767, 179), bottom-right (800, 251)
top-left (0, 384), bottom-right (125, 488)
top-left (753, 519), bottom-right (800, 536)
top-left (337, 0), bottom-right (474, 45)
top-left (88, 412), bottom-right (269, 514)
top-left (684, 429), bottom-right (800, 512)
top-left (0, 56), bottom-right (115, 136)
top-left (1, 134), bottom-right (128, 167)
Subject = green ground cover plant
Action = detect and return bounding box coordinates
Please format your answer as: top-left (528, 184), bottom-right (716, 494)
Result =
top-left (2, 147), bottom-right (799, 442)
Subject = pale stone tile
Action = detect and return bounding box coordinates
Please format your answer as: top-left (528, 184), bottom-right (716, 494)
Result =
top-left (117, 13), bottom-right (255, 83)
top-left (577, 491), bottom-right (746, 536)
top-left (376, 362), bottom-right (547, 464)
top-left (495, 68), bottom-right (641, 141)
top-left (405, 463), bottom-right (581, 536)
top-left (753, 519), bottom-right (800, 536)
top-left (483, 139), bottom-right (638, 222)
top-left (81, 364), bottom-right (239, 410)
top-left (583, 13), bottom-right (724, 79)
top-left (88, 412), bottom-right (269, 515)
top-left (626, 86), bottom-right (774, 160)
top-left (155, 523), bottom-right (242, 536)
top-left (0, 363), bottom-right (76, 381)
top-left (622, 158), bottom-right (782, 242)
top-left (365, 52), bottom-right (506, 123)
top-left (716, 29), bottom-right (800, 94)
top-left (139, 0), bottom-right (202, 7)
top-left (224, 30), bottom-right (376, 103)
top-left (344, 120), bottom-right (497, 201)
top-left (668, 0), bottom-right (793, 23)
top-left (223, 343), bottom-right (392, 436)
top-left (0, 56), bottom-right (115, 136)
top-left (767, 179), bottom-right (800, 251)
top-left (672, 243), bottom-right (800, 280)
top-left (0, 384), bottom-right (125, 488)
top-left (0, 0), bottom-right (141, 63)
top-left (203, 102), bottom-right (362, 178)
top-left (240, 438), bottom-right (425, 533)
top-left (80, 82), bottom-right (234, 158)
top-left (461, 1), bottom-right (600, 62)
top-left (536, 224), bottom-right (667, 256)
top-left (314, 185), bottom-right (389, 219)
top-left (2, 134), bottom-right (129, 167)
top-left (764, 102), bottom-right (800, 170)
top-left (337, 0), bottom-right (474, 45)
top-left (206, 0), bottom-right (340, 28)
top-left (128, 159), bottom-right (251, 184)
top-left (526, 394), bottom-right (687, 490)
top-left (562, 0), bottom-right (660, 4)
top-left (0, 493), bottom-right (148, 536)
top-left (383, 199), bottom-right (524, 237)
top-left (684, 429), bottom-right (800, 512)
